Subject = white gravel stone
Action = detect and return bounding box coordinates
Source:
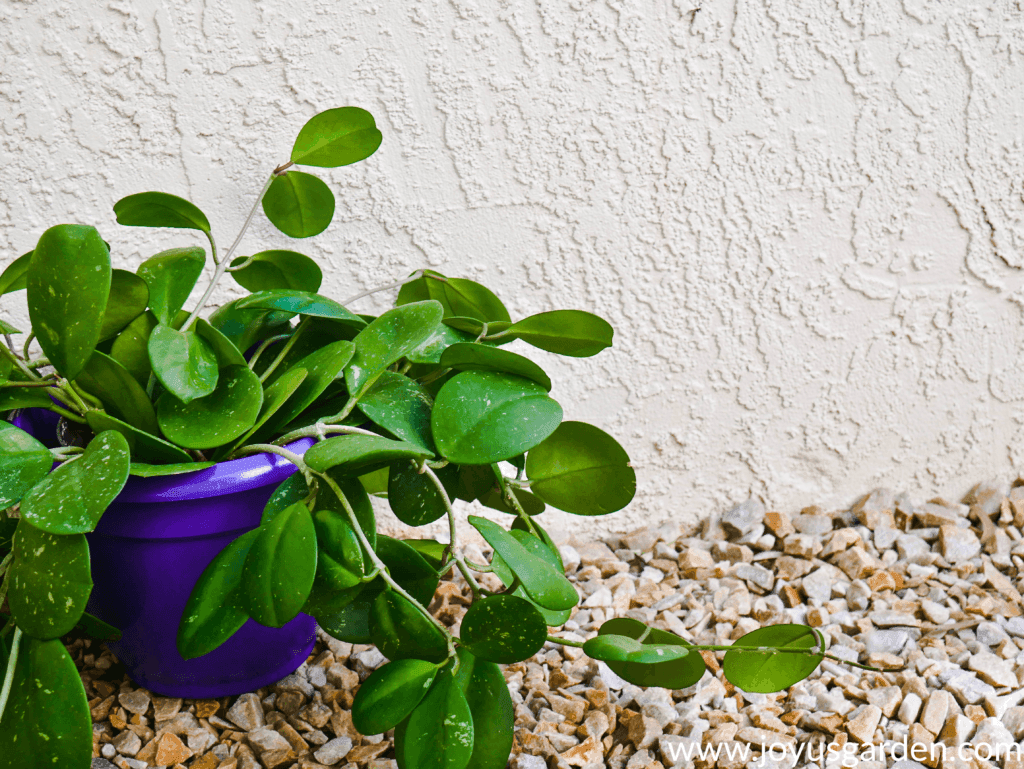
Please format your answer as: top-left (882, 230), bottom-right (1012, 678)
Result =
top-left (313, 736), bottom-right (353, 765)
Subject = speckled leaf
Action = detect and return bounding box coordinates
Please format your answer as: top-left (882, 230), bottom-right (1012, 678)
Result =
top-left (0, 422), bottom-right (53, 509)
top-left (358, 371), bottom-right (435, 452)
top-left (136, 246), bottom-right (206, 326)
top-left (452, 647), bottom-right (515, 769)
top-left (525, 421), bottom-right (635, 516)
top-left (242, 500), bottom-right (317, 628)
top-left (351, 658), bottom-right (440, 735)
top-left (75, 611), bottom-right (122, 641)
top-left (85, 412), bottom-right (192, 464)
top-left (304, 435), bottom-right (432, 477)
top-left (427, 277), bottom-right (510, 323)
top-left (597, 617), bottom-right (706, 689)
top-left (478, 486), bottom-right (546, 517)
top-left (8, 520), bottom-right (92, 638)
top-left (460, 595), bottom-right (546, 663)
top-left (510, 518), bottom-right (562, 571)
top-left (26, 224), bottom-right (111, 380)
top-left (129, 461), bottom-right (215, 477)
top-left (312, 509), bottom-right (365, 590)
top-left (248, 340), bottom-right (354, 443)
top-left (375, 535), bottom-right (439, 607)
top-left (0, 251), bottom-right (32, 295)
top-left (177, 528), bottom-right (260, 660)
top-left (267, 471), bottom-right (377, 551)
top-left (346, 301), bottom-right (444, 397)
top-left (291, 107), bottom-right (382, 168)
top-left (507, 310), bottom-right (613, 357)
top-left (440, 343), bottom-right (550, 390)
top-left (110, 311), bottom-right (159, 385)
top-left (113, 191), bottom-right (211, 233)
top-left (722, 624), bottom-right (824, 693)
top-left (229, 249), bottom-right (323, 292)
top-left (0, 636), bottom-right (92, 767)
top-left (400, 664), bottom-right (475, 769)
top-left (194, 318), bottom-right (246, 367)
top-left (0, 389), bottom-right (55, 411)
top-left (370, 589), bottom-right (448, 663)
top-left (99, 269), bottom-right (149, 341)
top-left (208, 298), bottom-right (295, 355)
top-left (405, 323), bottom-right (477, 365)
top-left (19, 430), bottom-right (130, 535)
top-left (236, 290), bottom-right (363, 326)
top-left (490, 529), bottom-right (571, 626)
top-left (148, 324), bottom-right (219, 403)
top-left (75, 350), bottom-right (159, 434)
top-left (469, 516), bottom-right (577, 612)
top-left (224, 367), bottom-right (307, 453)
top-left (386, 460), bottom-right (456, 528)
top-left (157, 364), bottom-right (263, 449)
top-left (432, 372), bottom-right (562, 465)
top-left (315, 580), bottom-right (383, 643)
top-left (262, 171), bottom-right (335, 238)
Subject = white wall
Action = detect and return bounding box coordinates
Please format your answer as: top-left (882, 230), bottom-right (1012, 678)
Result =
top-left (3, 0), bottom-right (1024, 540)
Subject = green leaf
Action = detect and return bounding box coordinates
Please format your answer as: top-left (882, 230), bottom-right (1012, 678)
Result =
top-left (110, 310), bottom-right (159, 385)
top-left (452, 647), bottom-right (515, 769)
top-left (351, 658), bottom-right (440, 735)
top-left (242, 500), bottom-right (318, 627)
top-left (0, 251), bottom-right (32, 295)
top-left (0, 319), bottom-right (20, 335)
top-left (99, 269), bottom-right (150, 341)
top-left (312, 509), bottom-right (365, 590)
top-left (8, 520), bottom-right (92, 638)
top-left (428, 277), bottom-right (510, 323)
top-left (26, 224), bottom-right (112, 379)
top-left (508, 310), bottom-right (613, 357)
top-left (595, 617), bottom-right (706, 689)
top-left (452, 464), bottom-right (497, 503)
top-left (148, 324), bottom-right (219, 403)
top-left (229, 249), bottom-right (323, 293)
top-left (376, 535), bottom-right (439, 606)
top-left (291, 106), bottom-right (383, 168)
top-left (223, 367), bottom-right (307, 454)
top-left (370, 589), bottom-right (449, 663)
top-left (387, 460), bottom-right (455, 527)
top-left (400, 664), bottom-right (475, 769)
top-left (359, 466), bottom-right (390, 496)
top-left (247, 340), bottom-right (354, 443)
top-left (468, 516), bottom-right (577, 611)
top-left (85, 412), bottom-right (193, 464)
top-left (0, 422), bottom-right (53, 509)
top-left (113, 191), bottom-right (211, 232)
top-left (194, 318), bottom-right (247, 368)
top-left (722, 624), bottom-right (824, 693)
top-left (489, 529), bottom-right (571, 626)
top-left (432, 372), bottom-right (562, 465)
top-left (478, 486), bottom-right (546, 517)
top-left (403, 538), bottom-right (448, 571)
top-left (0, 636), bottom-right (92, 767)
top-left (157, 364), bottom-right (263, 449)
top-left (129, 461), bottom-right (215, 477)
top-left (0, 389), bottom-right (54, 412)
top-left (442, 316), bottom-right (513, 340)
top-left (236, 290), bottom-right (363, 326)
top-left (405, 323), bottom-right (477, 365)
top-left (460, 595), bottom-right (547, 663)
top-left (315, 582), bottom-right (381, 643)
top-left (346, 301), bottom-right (444, 397)
top-left (208, 298), bottom-right (294, 355)
top-left (76, 611), bottom-right (122, 641)
top-left (267, 471), bottom-right (377, 551)
top-left (263, 171), bottom-right (335, 238)
top-left (440, 342), bottom-right (550, 390)
top-left (525, 421), bottom-right (635, 516)
top-left (358, 371), bottom-right (435, 452)
top-left (19, 430), bottom-right (130, 535)
top-left (136, 246), bottom-right (207, 326)
top-left (304, 435), bottom-right (432, 477)
top-left (510, 517), bottom-right (562, 571)
top-left (583, 634), bottom-right (690, 664)
top-left (75, 351), bottom-right (159, 434)
top-left (177, 529), bottom-right (260, 660)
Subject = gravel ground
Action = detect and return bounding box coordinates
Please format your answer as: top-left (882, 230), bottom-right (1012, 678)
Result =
top-left (79, 481), bottom-right (1024, 769)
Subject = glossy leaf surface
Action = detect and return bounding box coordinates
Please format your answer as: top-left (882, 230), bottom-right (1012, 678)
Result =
top-left (440, 342), bottom-right (550, 390)
top-left (351, 658), bottom-right (439, 735)
top-left (113, 191), bottom-right (211, 232)
top-left (508, 310), bottom-right (613, 357)
top-left (229, 249), bottom-right (323, 293)
top-left (304, 434), bottom-right (432, 477)
top-left (157, 364), bottom-right (263, 449)
top-left (358, 371), bottom-right (435, 452)
top-left (262, 171), bottom-right (335, 238)
top-left (0, 422), bottom-right (53, 509)
top-left (596, 617), bottom-right (706, 689)
top-left (148, 324), bottom-right (219, 403)
top-left (460, 595), bottom-right (547, 663)
top-left (75, 351), bottom-right (159, 434)
top-left (722, 624), bottom-right (824, 693)
top-left (242, 500), bottom-right (317, 627)
top-left (345, 301), bottom-right (444, 397)
top-left (136, 246), bottom-right (206, 326)
top-left (291, 106), bottom-right (383, 167)
top-left (99, 270), bottom-right (149, 341)
top-left (370, 590), bottom-right (448, 663)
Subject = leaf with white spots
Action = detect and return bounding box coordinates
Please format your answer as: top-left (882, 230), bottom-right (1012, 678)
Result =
top-left (148, 324), bottom-right (219, 403)
top-left (351, 658), bottom-right (440, 735)
top-left (303, 434), bottom-right (432, 477)
top-left (399, 662), bottom-right (475, 769)
top-left (85, 411), bottom-right (193, 464)
top-left (0, 635), bottom-right (92, 765)
top-left (345, 301), bottom-right (444, 398)
top-left (242, 501), bottom-right (317, 628)
top-left (8, 519), bottom-right (93, 639)
top-left (19, 430), bottom-right (130, 535)
top-left (459, 595), bottom-right (547, 664)
top-left (156, 364), bottom-right (263, 449)
top-left (451, 647), bottom-right (515, 769)
top-left (369, 589), bottom-right (448, 663)
top-left (0, 421), bottom-right (53, 509)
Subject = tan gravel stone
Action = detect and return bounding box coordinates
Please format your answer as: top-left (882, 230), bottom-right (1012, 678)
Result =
top-left (559, 735), bottom-right (603, 766)
top-left (846, 705), bottom-right (882, 744)
top-left (155, 733), bottom-right (193, 766)
top-left (921, 691), bottom-right (952, 735)
top-left (833, 547), bottom-right (881, 580)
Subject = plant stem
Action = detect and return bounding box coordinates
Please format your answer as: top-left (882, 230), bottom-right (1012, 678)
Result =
top-left (259, 318), bottom-right (309, 383)
top-left (59, 381), bottom-right (90, 414)
top-left (0, 343), bottom-right (41, 382)
top-left (205, 231), bottom-right (220, 267)
top-left (21, 333), bottom-right (34, 361)
top-left (340, 269), bottom-right (425, 306)
top-left (270, 421), bottom-right (379, 448)
top-left (247, 334), bottom-right (291, 372)
top-left (547, 634), bottom-right (584, 648)
top-left (0, 627), bottom-right (21, 726)
top-left (0, 553), bottom-right (11, 580)
top-left (46, 403), bottom-right (87, 424)
top-left (230, 443), bottom-right (314, 485)
top-left (493, 469), bottom-right (540, 537)
top-left (420, 463), bottom-right (483, 599)
top-left (182, 172), bottom-right (275, 331)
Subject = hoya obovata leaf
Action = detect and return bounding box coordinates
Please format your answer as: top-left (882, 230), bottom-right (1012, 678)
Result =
top-left (722, 624), bottom-right (825, 693)
top-left (594, 617), bottom-right (707, 690)
top-left (460, 595), bottom-right (548, 664)
top-left (290, 106), bottom-right (382, 168)
top-left (0, 422), bottom-right (53, 509)
top-left (351, 658), bottom-right (440, 735)
top-left (262, 171), bottom-right (335, 239)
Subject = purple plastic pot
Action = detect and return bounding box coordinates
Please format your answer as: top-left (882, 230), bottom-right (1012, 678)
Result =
top-left (7, 409), bottom-right (318, 698)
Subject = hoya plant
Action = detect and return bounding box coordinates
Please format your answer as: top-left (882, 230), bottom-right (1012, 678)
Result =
top-left (0, 106), bottom-right (875, 769)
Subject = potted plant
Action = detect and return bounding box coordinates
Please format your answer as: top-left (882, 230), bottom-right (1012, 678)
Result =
top-left (0, 107), bottom-right (875, 769)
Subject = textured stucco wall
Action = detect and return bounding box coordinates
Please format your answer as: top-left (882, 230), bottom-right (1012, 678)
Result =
top-left (3, 1), bottom-right (1024, 541)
